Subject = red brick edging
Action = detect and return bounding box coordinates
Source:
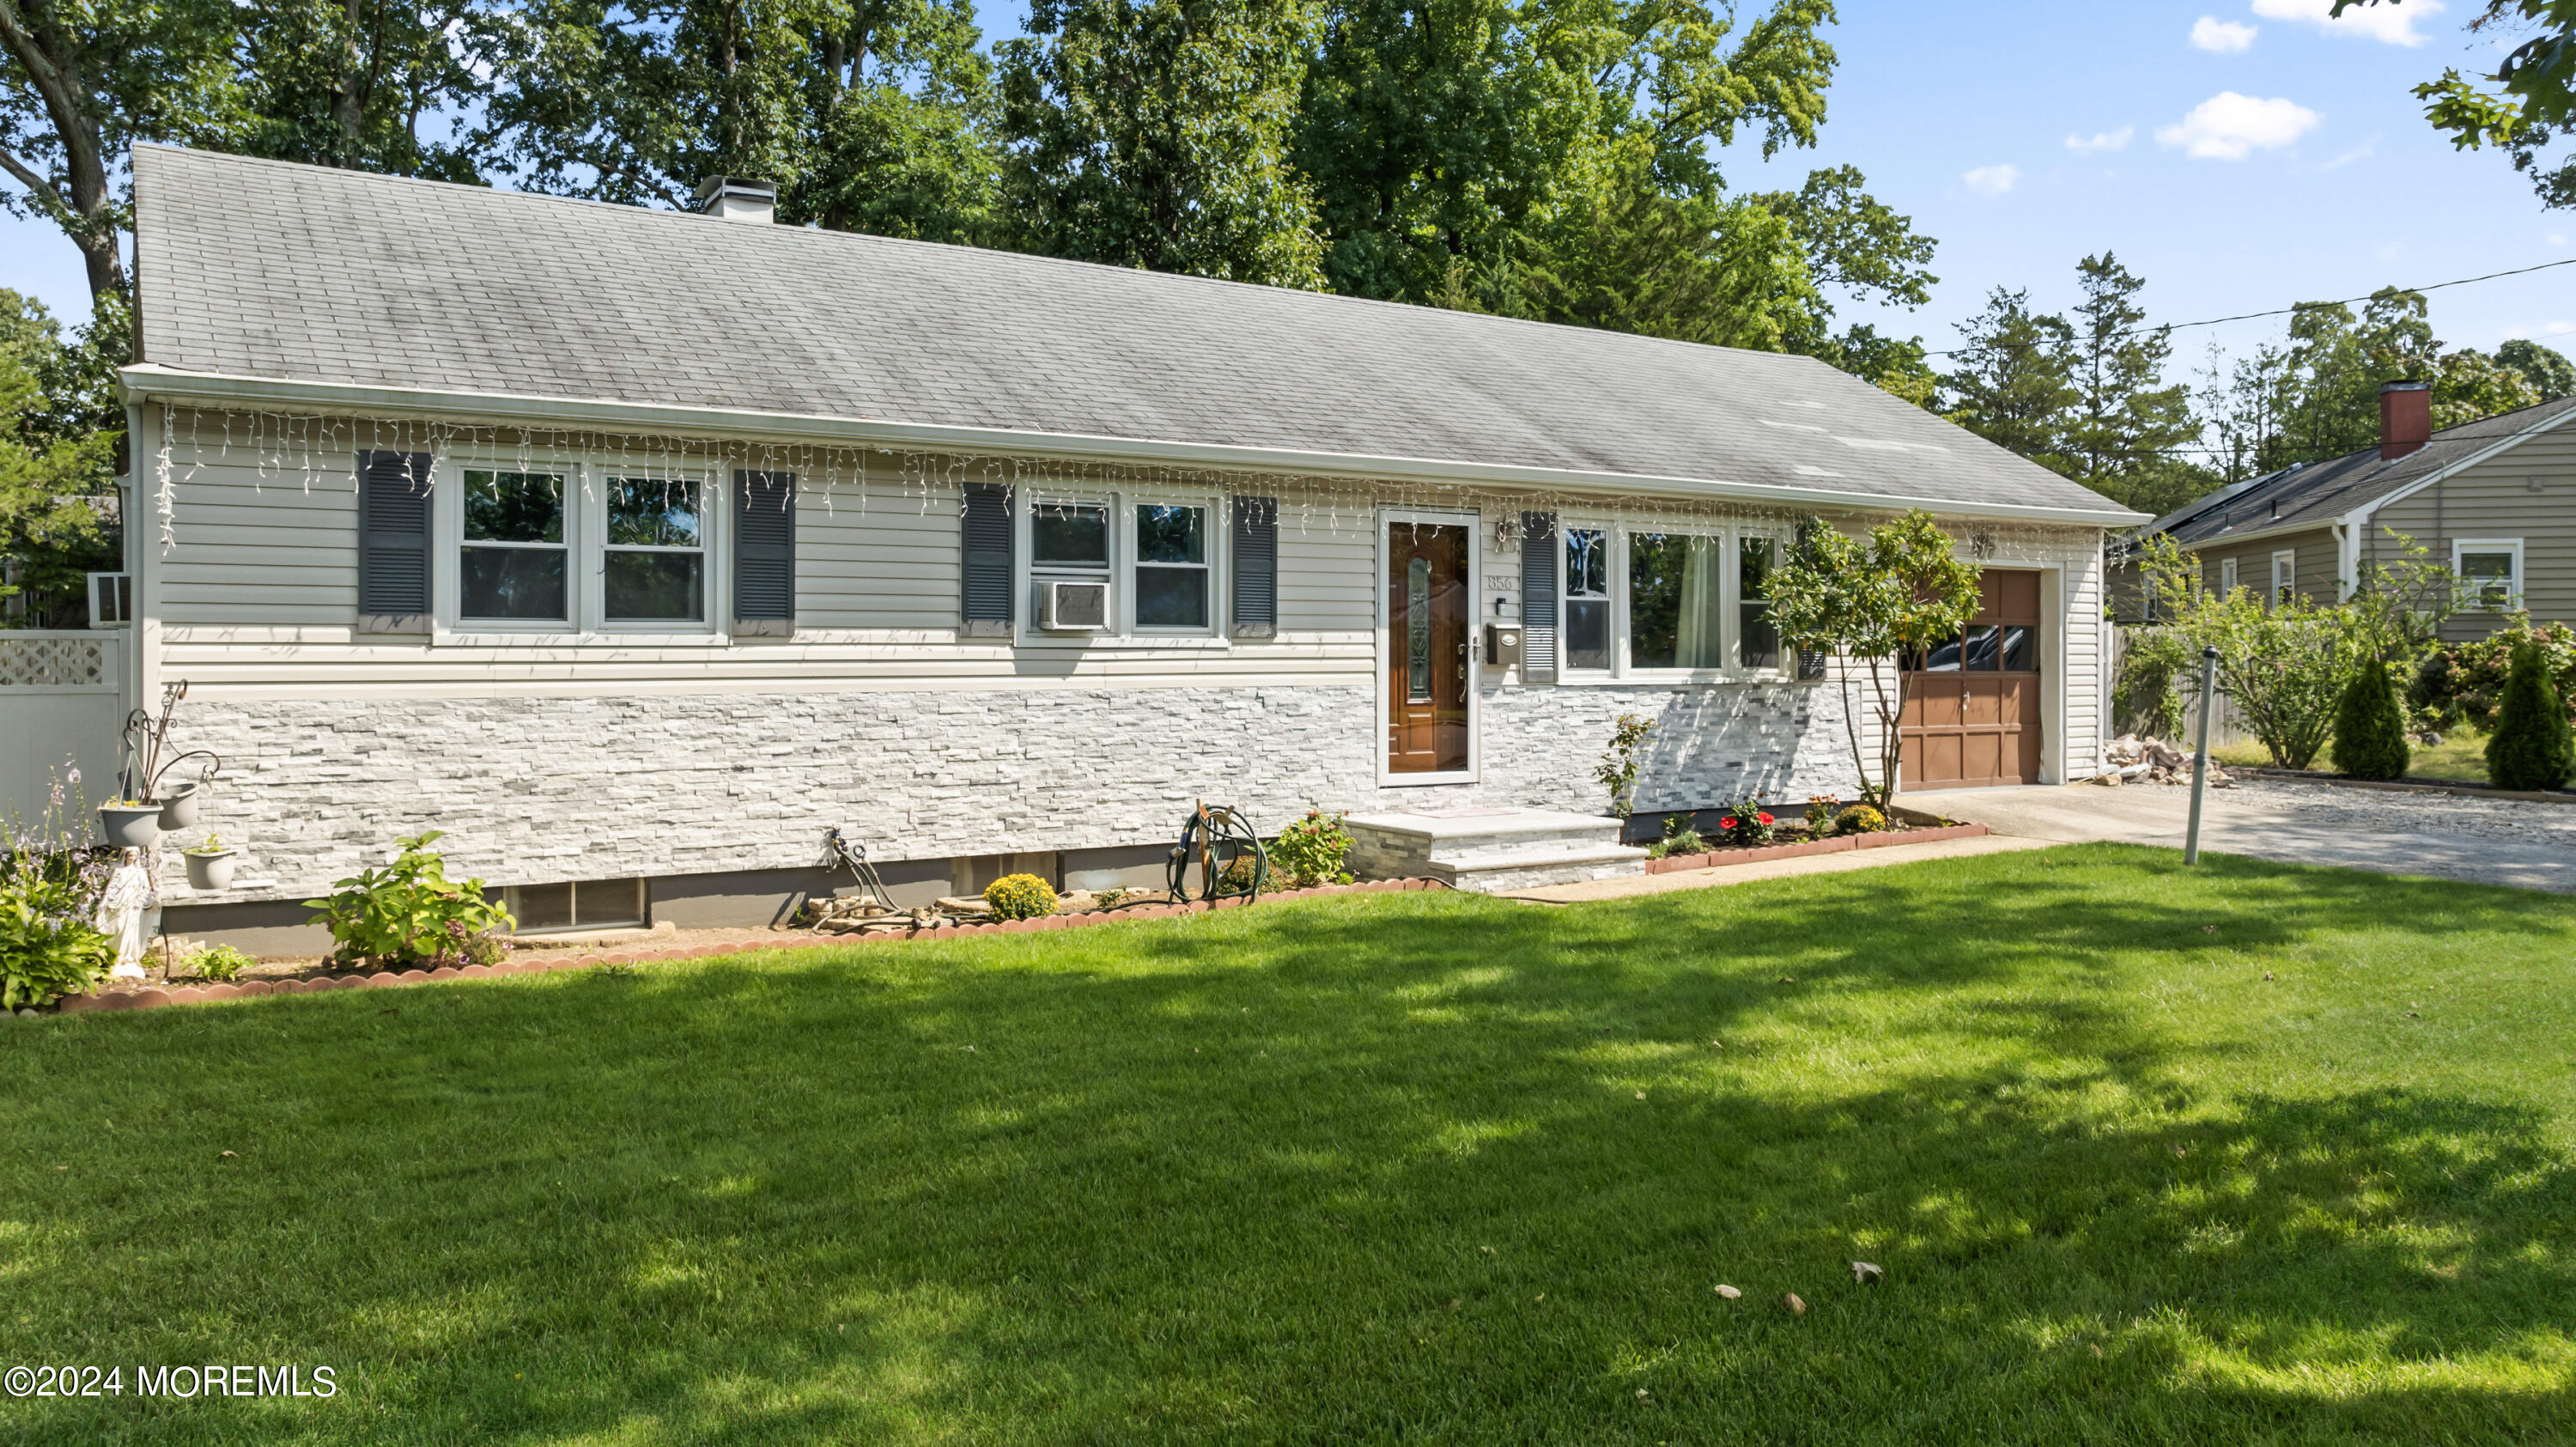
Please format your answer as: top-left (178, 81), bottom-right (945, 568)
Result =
top-left (1642, 822), bottom-right (1990, 874)
top-left (56, 878), bottom-right (1449, 1017)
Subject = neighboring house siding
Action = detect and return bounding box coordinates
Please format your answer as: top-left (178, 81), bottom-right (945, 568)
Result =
top-left (2369, 428), bottom-right (2576, 639)
top-left (2190, 527), bottom-right (2339, 605)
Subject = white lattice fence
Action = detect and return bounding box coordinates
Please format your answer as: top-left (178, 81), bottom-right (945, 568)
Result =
top-left (1, 629), bottom-right (125, 826)
top-left (0, 632), bottom-right (106, 687)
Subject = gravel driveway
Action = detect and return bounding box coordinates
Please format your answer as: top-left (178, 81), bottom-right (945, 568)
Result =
top-left (1915, 779), bottom-right (2576, 895)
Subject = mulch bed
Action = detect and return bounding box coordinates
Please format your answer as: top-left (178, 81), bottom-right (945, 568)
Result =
top-left (56, 879), bottom-right (1448, 1017)
top-left (1643, 822), bottom-right (1990, 875)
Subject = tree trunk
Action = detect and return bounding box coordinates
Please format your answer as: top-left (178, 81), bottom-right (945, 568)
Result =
top-left (0, 0), bottom-right (130, 308)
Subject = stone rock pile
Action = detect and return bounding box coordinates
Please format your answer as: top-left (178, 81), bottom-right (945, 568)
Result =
top-left (2097, 735), bottom-right (2233, 788)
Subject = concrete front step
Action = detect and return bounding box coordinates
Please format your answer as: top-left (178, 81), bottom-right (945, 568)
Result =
top-left (1345, 807), bottom-right (1647, 893)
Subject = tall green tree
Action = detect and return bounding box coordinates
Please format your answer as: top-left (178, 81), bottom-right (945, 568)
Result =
top-left (2060, 252), bottom-right (2205, 514)
top-left (998, 0), bottom-right (1324, 284)
top-left (236, 3), bottom-right (498, 180)
top-left (483, 0), bottom-right (1000, 243)
top-left (2499, 337), bottom-right (2576, 399)
top-left (0, 289), bottom-right (116, 628)
top-left (0, 0), bottom-right (247, 308)
top-left (1940, 287), bottom-right (2076, 475)
top-left (2334, 1), bottom-right (2576, 210)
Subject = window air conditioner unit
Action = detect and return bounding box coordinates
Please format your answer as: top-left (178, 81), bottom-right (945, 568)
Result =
top-left (1037, 579), bottom-right (1109, 631)
top-left (87, 572), bottom-right (131, 628)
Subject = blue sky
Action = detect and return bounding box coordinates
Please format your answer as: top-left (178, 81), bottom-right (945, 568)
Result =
top-left (4, 0), bottom-right (2568, 374)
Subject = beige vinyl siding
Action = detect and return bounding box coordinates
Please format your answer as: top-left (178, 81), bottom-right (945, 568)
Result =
top-left (2369, 425), bottom-right (2576, 639)
top-left (2190, 526), bottom-right (2337, 607)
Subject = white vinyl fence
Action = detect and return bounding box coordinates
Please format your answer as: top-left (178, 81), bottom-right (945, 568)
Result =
top-left (2, 630), bottom-right (128, 830)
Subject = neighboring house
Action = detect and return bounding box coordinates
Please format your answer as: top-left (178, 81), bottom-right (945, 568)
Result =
top-left (2113, 381), bottom-right (2576, 632)
top-left (107, 146), bottom-right (2136, 946)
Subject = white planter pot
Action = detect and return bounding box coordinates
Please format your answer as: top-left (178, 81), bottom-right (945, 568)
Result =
top-left (184, 850), bottom-right (238, 891)
top-left (158, 782), bottom-right (204, 830)
top-left (98, 806), bottom-right (161, 850)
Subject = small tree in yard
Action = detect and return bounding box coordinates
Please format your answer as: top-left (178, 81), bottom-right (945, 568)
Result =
top-left (2488, 641), bottom-right (2576, 791)
top-left (2136, 534), bottom-right (2348, 769)
top-left (2330, 666), bottom-right (2410, 780)
top-left (1767, 511), bottom-right (1981, 806)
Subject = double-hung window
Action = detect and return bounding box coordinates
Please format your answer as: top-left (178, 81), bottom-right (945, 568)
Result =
top-left (461, 468), bottom-right (569, 623)
top-left (605, 476), bottom-right (706, 623)
top-left (1564, 527), bottom-right (1612, 672)
top-left (2456, 539), bottom-right (2523, 611)
top-left (1738, 535), bottom-right (1782, 671)
top-left (1134, 503), bottom-right (1209, 629)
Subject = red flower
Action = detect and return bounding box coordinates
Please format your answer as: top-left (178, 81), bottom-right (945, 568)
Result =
top-left (1757, 812), bottom-right (1776, 825)
top-left (1719, 818), bottom-right (1737, 830)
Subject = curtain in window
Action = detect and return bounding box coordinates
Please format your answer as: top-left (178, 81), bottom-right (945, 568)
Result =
top-left (1675, 536), bottom-right (1723, 669)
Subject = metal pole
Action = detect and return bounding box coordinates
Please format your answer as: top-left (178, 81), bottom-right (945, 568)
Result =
top-left (2184, 644), bottom-right (2219, 866)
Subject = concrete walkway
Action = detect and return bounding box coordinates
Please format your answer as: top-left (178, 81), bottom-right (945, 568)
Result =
top-left (1908, 781), bottom-right (2576, 895)
top-left (1502, 834), bottom-right (2049, 904)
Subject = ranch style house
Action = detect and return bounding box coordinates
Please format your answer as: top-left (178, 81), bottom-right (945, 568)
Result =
top-left (97, 145), bottom-right (2141, 948)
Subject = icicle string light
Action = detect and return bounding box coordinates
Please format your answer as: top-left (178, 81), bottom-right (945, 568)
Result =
top-left (149, 407), bottom-right (2104, 559)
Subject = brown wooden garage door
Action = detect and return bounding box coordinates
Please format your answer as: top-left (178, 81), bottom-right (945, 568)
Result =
top-left (1901, 569), bottom-right (2043, 791)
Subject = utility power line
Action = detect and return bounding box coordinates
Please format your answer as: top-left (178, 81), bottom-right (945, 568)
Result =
top-left (1919, 254), bottom-right (2576, 361)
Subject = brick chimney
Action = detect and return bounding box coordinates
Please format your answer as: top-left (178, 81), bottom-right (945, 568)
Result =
top-left (695, 176), bottom-right (777, 224)
top-left (2379, 380), bottom-right (2431, 460)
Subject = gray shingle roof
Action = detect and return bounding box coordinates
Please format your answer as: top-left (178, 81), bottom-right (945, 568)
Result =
top-left (131, 145), bottom-right (2133, 520)
top-left (2145, 394), bottom-right (2576, 549)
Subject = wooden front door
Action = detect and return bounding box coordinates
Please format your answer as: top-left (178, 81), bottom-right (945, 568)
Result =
top-left (1387, 522), bottom-right (1471, 773)
top-left (1901, 569), bottom-right (2043, 791)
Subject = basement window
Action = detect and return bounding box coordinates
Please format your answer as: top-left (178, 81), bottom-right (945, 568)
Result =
top-left (503, 878), bottom-right (646, 934)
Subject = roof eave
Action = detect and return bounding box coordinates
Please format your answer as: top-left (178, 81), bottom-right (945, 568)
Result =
top-left (120, 364), bottom-right (2147, 527)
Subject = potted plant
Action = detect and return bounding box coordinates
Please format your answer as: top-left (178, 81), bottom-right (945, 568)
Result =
top-left (97, 799), bottom-right (161, 849)
top-left (158, 779), bottom-right (205, 830)
top-left (184, 833), bottom-right (239, 890)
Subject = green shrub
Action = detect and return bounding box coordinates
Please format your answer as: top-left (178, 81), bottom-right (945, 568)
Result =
top-left (1268, 809), bottom-right (1356, 887)
top-left (2, 763), bottom-right (115, 1007)
top-left (2330, 666), bottom-right (2411, 781)
top-left (2413, 619), bottom-right (2576, 734)
top-left (303, 831), bottom-right (513, 970)
top-left (182, 943), bottom-right (257, 982)
top-left (2487, 641), bottom-right (2576, 790)
top-left (983, 873), bottom-right (1060, 921)
top-left (1832, 804), bottom-right (1888, 836)
top-left (1647, 829), bottom-right (1705, 860)
top-left (1716, 800), bottom-right (1777, 847)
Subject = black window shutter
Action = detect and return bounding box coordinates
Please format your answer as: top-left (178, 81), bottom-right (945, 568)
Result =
top-left (732, 471), bottom-right (796, 623)
top-left (1230, 496), bottom-right (1278, 638)
top-left (357, 450), bottom-right (432, 629)
top-left (1519, 511), bottom-right (1558, 683)
top-left (961, 482), bottom-right (1014, 636)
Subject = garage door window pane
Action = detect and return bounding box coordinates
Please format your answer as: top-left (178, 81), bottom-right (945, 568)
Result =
top-left (2000, 624), bottom-right (2036, 672)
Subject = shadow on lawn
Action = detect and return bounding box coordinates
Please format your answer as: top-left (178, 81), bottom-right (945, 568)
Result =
top-left (7, 845), bottom-right (2574, 1444)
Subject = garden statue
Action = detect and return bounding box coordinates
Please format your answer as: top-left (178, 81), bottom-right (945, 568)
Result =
top-left (97, 848), bottom-right (158, 980)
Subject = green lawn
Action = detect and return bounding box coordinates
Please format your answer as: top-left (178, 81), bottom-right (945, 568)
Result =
top-left (2213, 732), bottom-right (2503, 782)
top-left (7, 846), bottom-right (2576, 1444)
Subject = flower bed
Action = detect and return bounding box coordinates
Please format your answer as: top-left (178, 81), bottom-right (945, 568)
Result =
top-left (1643, 822), bottom-right (1990, 874)
top-left (54, 879), bottom-right (1448, 1017)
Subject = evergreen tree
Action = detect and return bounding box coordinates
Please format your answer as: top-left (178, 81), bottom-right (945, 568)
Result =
top-left (2487, 639), bottom-right (2576, 791)
top-left (1940, 287), bottom-right (2076, 475)
top-left (2062, 253), bottom-right (2207, 515)
top-left (2330, 664), bottom-right (2410, 781)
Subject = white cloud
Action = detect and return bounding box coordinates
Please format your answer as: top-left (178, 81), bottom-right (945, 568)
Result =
top-left (1962, 164), bottom-right (2020, 197)
top-left (2548, 320), bottom-right (2576, 337)
top-left (2549, 231), bottom-right (2568, 246)
top-left (2155, 92), bottom-right (2323, 160)
top-left (2322, 138), bottom-right (2378, 168)
top-left (2190, 16), bottom-right (2258, 52)
top-left (2066, 125), bottom-right (2135, 154)
top-left (2251, 0), bottom-right (2444, 46)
